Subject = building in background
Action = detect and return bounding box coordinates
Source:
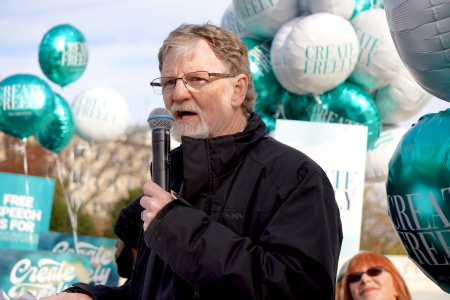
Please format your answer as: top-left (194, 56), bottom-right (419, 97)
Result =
top-left (0, 129), bottom-right (177, 231)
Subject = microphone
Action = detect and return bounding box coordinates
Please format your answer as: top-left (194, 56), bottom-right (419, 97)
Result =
top-left (147, 107), bottom-right (174, 192)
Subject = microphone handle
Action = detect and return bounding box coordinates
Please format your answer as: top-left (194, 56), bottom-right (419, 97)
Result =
top-left (152, 127), bottom-right (171, 192)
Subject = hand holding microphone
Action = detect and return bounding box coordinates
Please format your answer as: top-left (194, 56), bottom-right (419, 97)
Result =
top-left (141, 108), bottom-right (175, 230)
top-left (140, 181), bottom-right (176, 231)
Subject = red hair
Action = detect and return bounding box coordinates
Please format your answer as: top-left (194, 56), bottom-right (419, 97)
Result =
top-left (343, 252), bottom-right (411, 300)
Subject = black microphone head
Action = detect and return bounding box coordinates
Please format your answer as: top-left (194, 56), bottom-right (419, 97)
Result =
top-left (147, 107), bottom-right (174, 130)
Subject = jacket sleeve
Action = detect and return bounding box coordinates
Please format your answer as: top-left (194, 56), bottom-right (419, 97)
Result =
top-left (144, 169), bottom-right (342, 300)
top-left (69, 282), bottom-right (130, 300)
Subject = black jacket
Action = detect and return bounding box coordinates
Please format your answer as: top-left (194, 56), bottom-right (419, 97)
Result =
top-left (74, 113), bottom-right (342, 299)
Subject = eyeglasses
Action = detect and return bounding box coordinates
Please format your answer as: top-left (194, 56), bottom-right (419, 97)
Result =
top-left (346, 266), bottom-right (387, 283)
top-left (150, 71), bottom-right (235, 95)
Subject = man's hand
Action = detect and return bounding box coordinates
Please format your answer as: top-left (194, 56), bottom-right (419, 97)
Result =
top-left (39, 292), bottom-right (93, 300)
top-left (140, 181), bottom-right (176, 231)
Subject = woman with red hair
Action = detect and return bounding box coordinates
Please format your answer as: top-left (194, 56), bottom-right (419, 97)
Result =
top-left (343, 251), bottom-right (411, 300)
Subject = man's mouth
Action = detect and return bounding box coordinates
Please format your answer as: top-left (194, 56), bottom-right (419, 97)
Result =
top-left (177, 111), bottom-right (197, 120)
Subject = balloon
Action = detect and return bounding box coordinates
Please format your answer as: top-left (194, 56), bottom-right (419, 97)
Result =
top-left (281, 90), bottom-right (313, 121)
top-left (71, 87), bottom-right (130, 143)
top-left (352, 0), bottom-right (385, 18)
top-left (308, 81), bottom-right (381, 149)
top-left (36, 93), bottom-right (75, 153)
top-left (270, 17), bottom-right (302, 94)
top-left (387, 109), bottom-right (450, 294)
top-left (0, 74), bottom-right (55, 139)
top-left (365, 124), bottom-right (406, 183)
top-left (259, 112), bottom-right (276, 134)
top-left (39, 24), bottom-right (88, 87)
top-left (385, 0), bottom-right (450, 102)
top-left (243, 37), bottom-right (285, 116)
top-left (376, 63), bottom-right (432, 124)
top-left (233, 0), bottom-right (300, 39)
top-left (349, 9), bottom-right (402, 90)
top-left (221, 4), bottom-right (261, 39)
top-left (309, 0), bottom-right (355, 19)
top-left (270, 13), bottom-right (359, 95)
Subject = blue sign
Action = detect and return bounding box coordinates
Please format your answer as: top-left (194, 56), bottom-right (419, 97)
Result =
top-left (38, 231), bottom-right (120, 286)
top-left (0, 173), bottom-right (54, 250)
top-left (0, 249), bottom-right (90, 298)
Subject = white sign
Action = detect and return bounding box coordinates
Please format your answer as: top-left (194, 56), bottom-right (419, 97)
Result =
top-left (275, 120), bottom-right (367, 259)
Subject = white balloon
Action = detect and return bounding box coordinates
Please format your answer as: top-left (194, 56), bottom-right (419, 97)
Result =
top-left (349, 9), bottom-right (402, 90)
top-left (72, 87), bottom-right (130, 143)
top-left (365, 124), bottom-right (406, 183)
top-left (221, 3), bottom-right (261, 39)
top-left (308, 0), bottom-right (355, 19)
top-left (376, 64), bottom-right (432, 124)
top-left (270, 17), bottom-right (304, 93)
top-left (270, 13), bottom-right (359, 95)
top-left (233, 0), bottom-right (300, 39)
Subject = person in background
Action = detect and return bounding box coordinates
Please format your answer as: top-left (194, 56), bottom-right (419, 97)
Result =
top-left (42, 23), bottom-right (342, 300)
top-left (336, 260), bottom-right (350, 300)
top-left (343, 251), bottom-right (411, 300)
top-left (112, 199), bottom-right (143, 282)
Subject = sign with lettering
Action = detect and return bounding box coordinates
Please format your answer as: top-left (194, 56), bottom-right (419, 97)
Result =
top-left (0, 249), bottom-right (90, 299)
top-left (275, 120), bottom-right (367, 259)
top-left (0, 173), bottom-right (54, 251)
top-left (38, 231), bottom-right (120, 286)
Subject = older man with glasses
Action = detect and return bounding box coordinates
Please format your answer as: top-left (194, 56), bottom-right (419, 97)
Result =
top-left (43, 23), bottom-right (342, 300)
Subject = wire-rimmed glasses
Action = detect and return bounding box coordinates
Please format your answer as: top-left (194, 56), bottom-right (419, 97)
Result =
top-left (150, 71), bottom-right (235, 95)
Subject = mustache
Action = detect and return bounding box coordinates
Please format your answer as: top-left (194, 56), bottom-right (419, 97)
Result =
top-left (170, 103), bottom-right (201, 116)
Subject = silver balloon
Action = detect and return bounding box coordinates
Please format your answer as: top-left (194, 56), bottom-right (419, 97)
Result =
top-left (385, 0), bottom-right (450, 102)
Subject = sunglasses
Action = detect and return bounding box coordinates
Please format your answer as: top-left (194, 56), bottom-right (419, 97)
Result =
top-left (346, 266), bottom-right (387, 283)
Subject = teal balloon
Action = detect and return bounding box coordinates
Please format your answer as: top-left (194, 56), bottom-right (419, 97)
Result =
top-left (0, 74), bottom-right (55, 139)
top-left (281, 90), bottom-right (314, 121)
top-left (308, 81), bottom-right (381, 150)
top-left (352, 0), bottom-right (385, 18)
top-left (259, 112), bottom-right (276, 134)
top-left (39, 24), bottom-right (88, 87)
top-left (243, 37), bottom-right (284, 116)
top-left (36, 93), bottom-right (75, 153)
top-left (387, 109), bottom-right (450, 294)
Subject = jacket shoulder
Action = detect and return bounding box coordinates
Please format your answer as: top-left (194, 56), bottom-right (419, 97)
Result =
top-left (248, 136), bottom-right (332, 189)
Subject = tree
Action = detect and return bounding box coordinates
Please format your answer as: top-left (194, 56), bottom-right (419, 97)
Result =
top-left (44, 127), bottom-right (151, 232)
top-left (360, 182), bottom-right (406, 255)
top-left (50, 180), bottom-right (96, 236)
top-left (103, 187), bottom-right (144, 238)
top-left (0, 128), bottom-right (152, 236)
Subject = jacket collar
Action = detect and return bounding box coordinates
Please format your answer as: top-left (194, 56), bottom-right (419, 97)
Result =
top-left (170, 113), bottom-right (267, 200)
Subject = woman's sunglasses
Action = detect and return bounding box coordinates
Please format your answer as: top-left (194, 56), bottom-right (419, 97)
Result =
top-left (346, 266), bottom-right (387, 283)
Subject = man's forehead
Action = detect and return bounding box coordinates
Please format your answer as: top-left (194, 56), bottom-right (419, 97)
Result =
top-left (162, 42), bottom-right (225, 74)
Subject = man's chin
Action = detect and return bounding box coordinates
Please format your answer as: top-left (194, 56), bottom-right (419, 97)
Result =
top-left (172, 125), bottom-right (209, 141)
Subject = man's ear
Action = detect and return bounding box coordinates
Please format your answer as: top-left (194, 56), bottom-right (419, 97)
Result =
top-left (231, 74), bottom-right (248, 108)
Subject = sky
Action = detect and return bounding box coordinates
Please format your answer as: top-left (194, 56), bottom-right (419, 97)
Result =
top-left (0, 0), bottom-right (449, 129)
top-left (0, 0), bottom-right (232, 126)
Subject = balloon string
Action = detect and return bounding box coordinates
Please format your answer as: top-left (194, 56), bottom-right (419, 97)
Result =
top-left (55, 154), bottom-right (65, 189)
top-left (56, 153), bottom-right (80, 254)
top-left (20, 138), bottom-right (30, 195)
top-left (277, 105), bottom-right (287, 119)
top-left (19, 137), bottom-right (33, 248)
top-left (313, 94), bottom-right (322, 105)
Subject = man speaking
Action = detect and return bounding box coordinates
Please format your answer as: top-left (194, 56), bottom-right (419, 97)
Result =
top-left (43, 23), bottom-right (342, 300)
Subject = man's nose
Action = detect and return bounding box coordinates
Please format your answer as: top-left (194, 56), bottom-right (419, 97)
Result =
top-left (172, 78), bottom-right (190, 100)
